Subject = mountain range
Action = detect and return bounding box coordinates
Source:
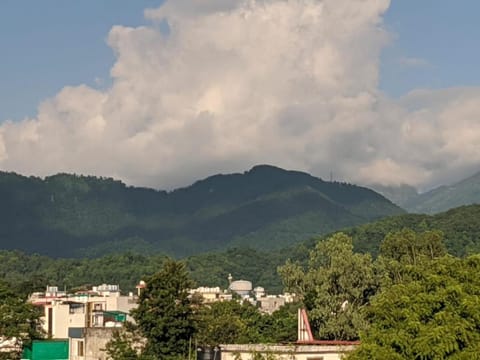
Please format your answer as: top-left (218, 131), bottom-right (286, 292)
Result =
top-left (0, 165), bottom-right (403, 258)
top-left (369, 170), bottom-right (480, 214)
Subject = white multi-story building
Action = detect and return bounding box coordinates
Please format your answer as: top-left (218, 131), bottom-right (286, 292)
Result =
top-left (30, 285), bottom-right (137, 342)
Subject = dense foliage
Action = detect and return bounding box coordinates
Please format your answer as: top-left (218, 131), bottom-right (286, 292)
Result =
top-left (338, 204), bottom-right (480, 256)
top-left (279, 233), bottom-right (376, 340)
top-left (0, 247), bottom-right (296, 294)
top-left (106, 260), bottom-right (195, 359)
top-left (0, 224), bottom-right (476, 359)
top-left (347, 255), bottom-right (480, 359)
top-left (101, 227), bottom-right (480, 359)
top-left (2, 205), bottom-right (480, 296)
top-left (0, 166), bottom-right (402, 257)
top-left (0, 280), bottom-right (44, 360)
top-left (278, 227), bottom-right (480, 359)
top-left (0, 251), bottom-right (169, 295)
top-left (195, 300), bottom-right (299, 346)
top-left (135, 260), bottom-right (195, 358)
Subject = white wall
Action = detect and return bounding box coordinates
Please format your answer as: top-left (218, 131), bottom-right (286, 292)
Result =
top-left (220, 344), bottom-right (356, 360)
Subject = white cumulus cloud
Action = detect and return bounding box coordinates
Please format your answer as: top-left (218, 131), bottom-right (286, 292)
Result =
top-left (1, 0), bottom-right (480, 190)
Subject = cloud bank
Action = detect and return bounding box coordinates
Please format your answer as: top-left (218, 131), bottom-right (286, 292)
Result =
top-left (1, 0), bottom-right (480, 190)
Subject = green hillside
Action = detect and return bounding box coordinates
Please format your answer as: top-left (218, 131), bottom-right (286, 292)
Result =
top-left (369, 170), bottom-right (480, 214)
top-left (404, 171), bottom-right (480, 214)
top-left (2, 205), bottom-right (480, 295)
top-left (334, 204), bottom-right (480, 257)
top-left (0, 165), bottom-right (403, 257)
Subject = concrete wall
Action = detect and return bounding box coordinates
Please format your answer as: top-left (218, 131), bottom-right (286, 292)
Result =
top-left (106, 295), bottom-right (137, 322)
top-left (257, 297), bottom-right (286, 314)
top-left (220, 344), bottom-right (356, 360)
top-left (81, 328), bottom-right (115, 360)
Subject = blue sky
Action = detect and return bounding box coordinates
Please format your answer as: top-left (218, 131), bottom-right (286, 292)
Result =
top-left (0, 0), bottom-right (164, 121)
top-left (0, 0), bottom-right (479, 189)
top-left (381, 0), bottom-right (480, 96)
top-left (1, 1), bottom-right (479, 121)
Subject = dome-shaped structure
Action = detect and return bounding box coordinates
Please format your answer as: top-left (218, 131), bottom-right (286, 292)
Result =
top-left (253, 286), bottom-right (265, 298)
top-left (229, 280), bottom-right (252, 296)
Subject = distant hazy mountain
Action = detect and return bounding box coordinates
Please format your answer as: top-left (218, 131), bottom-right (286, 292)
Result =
top-left (368, 171), bottom-right (480, 214)
top-left (402, 171), bottom-right (480, 214)
top-left (367, 183), bottom-right (419, 209)
top-left (0, 165), bottom-right (403, 257)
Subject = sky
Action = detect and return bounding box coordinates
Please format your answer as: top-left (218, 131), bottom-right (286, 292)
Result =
top-left (0, 0), bottom-right (479, 190)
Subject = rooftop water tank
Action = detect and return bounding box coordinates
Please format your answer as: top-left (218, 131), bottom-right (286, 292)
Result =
top-left (229, 280), bottom-right (252, 296)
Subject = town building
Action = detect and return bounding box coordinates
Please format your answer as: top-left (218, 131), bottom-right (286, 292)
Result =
top-left (189, 286), bottom-right (233, 303)
top-left (219, 343), bottom-right (358, 360)
top-left (29, 284), bottom-right (137, 358)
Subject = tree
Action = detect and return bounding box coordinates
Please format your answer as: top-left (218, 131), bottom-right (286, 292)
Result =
top-left (133, 259), bottom-right (195, 359)
top-left (195, 300), bottom-right (262, 345)
top-left (347, 255), bottom-right (480, 359)
top-left (376, 229), bottom-right (447, 286)
top-left (279, 233), bottom-right (377, 340)
top-left (260, 302), bottom-right (300, 343)
top-left (380, 229), bottom-right (446, 265)
top-left (106, 259), bottom-right (195, 359)
top-left (195, 299), bottom-right (299, 346)
top-left (0, 280), bottom-right (43, 360)
top-left (105, 327), bottom-right (143, 360)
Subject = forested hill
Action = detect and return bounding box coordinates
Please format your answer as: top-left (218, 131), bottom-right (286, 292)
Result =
top-left (369, 170), bottom-right (480, 214)
top-left (2, 204), bottom-right (480, 295)
top-left (0, 165), bottom-right (403, 257)
top-left (334, 204), bottom-right (480, 257)
top-left (403, 171), bottom-right (480, 214)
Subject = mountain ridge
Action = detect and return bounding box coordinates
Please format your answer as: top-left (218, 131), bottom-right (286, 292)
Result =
top-left (0, 165), bottom-right (404, 257)
top-left (405, 171), bottom-right (480, 214)
top-left (369, 170), bottom-right (480, 214)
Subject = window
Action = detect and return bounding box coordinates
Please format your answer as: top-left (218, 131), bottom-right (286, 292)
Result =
top-left (69, 303), bottom-right (85, 314)
top-left (77, 340), bottom-right (84, 356)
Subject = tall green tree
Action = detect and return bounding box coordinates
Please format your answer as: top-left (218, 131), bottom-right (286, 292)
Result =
top-left (380, 229), bottom-right (446, 265)
top-left (106, 259), bottom-right (195, 359)
top-left (279, 233), bottom-right (377, 340)
top-left (0, 280), bottom-right (43, 360)
top-left (347, 255), bottom-right (480, 359)
top-left (133, 259), bottom-right (195, 359)
top-left (376, 229), bottom-right (447, 287)
top-left (195, 300), bottom-right (262, 345)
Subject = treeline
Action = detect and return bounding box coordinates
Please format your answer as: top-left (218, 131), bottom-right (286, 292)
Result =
top-left (344, 204), bottom-right (480, 256)
top-left (3, 204), bottom-right (480, 297)
top-left (0, 247), bottom-right (299, 296)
